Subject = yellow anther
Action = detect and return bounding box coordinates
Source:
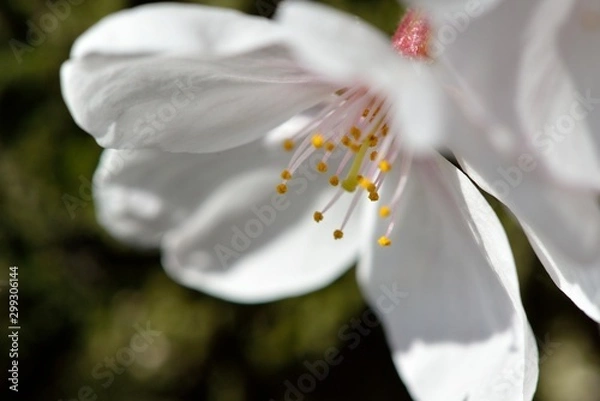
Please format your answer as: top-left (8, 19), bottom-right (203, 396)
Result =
top-left (379, 206), bottom-right (391, 218)
top-left (379, 160), bottom-right (392, 172)
top-left (317, 162), bottom-right (328, 173)
top-left (362, 108), bottom-right (370, 117)
top-left (378, 236), bottom-right (392, 247)
top-left (333, 229), bottom-right (344, 240)
top-left (369, 192), bottom-right (380, 202)
top-left (341, 136), bottom-right (351, 146)
top-left (369, 135), bottom-right (379, 147)
top-left (311, 134), bottom-right (324, 148)
top-left (358, 177), bottom-right (376, 193)
top-left (350, 126), bottom-right (362, 140)
top-left (370, 151), bottom-right (378, 161)
top-left (276, 184), bottom-right (288, 194)
top-left (325, 142), bottom-right (335, 152)
top-left (313, 211), bottom-right (324, 223)
top-left (283, 139), bottom-right (295, 151)
top-left (329, 175), bottom-right (340, 186)
top-left (350, 143), bottom-right (361, 153)
top-left (381, 124), bottom-right (389, 137)
top-left (281, 169), bottom-right (292, 180)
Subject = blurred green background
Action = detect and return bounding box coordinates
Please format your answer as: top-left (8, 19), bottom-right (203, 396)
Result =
top-left (1, 0), bottom-right (599, 400)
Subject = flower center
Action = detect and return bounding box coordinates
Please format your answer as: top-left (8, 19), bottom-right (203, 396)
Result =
top-left (276, 10), bottom-right (431, 247)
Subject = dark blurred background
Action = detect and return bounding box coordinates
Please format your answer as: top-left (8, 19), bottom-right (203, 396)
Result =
top-left (1, 0), bottom-right (599, 400)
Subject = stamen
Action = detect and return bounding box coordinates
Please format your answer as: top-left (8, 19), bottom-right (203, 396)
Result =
top-left (341, 119), bottom-right (383, 192)
top-left (342, 137), bottom-right (371, 192)
top-left (335, 149), bottom-right (356, 177)
top-left (358, 177), bottom-right (376, 193)
top-left (378, 153), bottom-right (412, 241)
top-left (336, 190), bottom-right (363, 239)
top-left (277, 78), bottom-right (413, 248)
top-left (381, 124), bottom-right (389, 137)
top-left (379, 160), bottom-right (392, 172)
top-left (276, 184), bottom-right (288, 194)
top-left (283, 139), bottom-right (295, 151)
top-left (281, 170), bottom-right (292, 180)
top-left (369, 135), bottom-right (379, 147)
top-left (379, 206), bottom-right (391, 218)
top-left (368, 192), bottom-right (379, 201)
top-left (378, 236), bottom-right (392, 247)
top-left (350, 143), bottom-right (362, 153)
top-left (350, 126), bottom-right (362, 140)
top-left (311, 134), bottom-right (325, 148)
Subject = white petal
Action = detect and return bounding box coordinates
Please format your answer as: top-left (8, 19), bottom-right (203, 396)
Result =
top-left (161, 166), bottom-right (364, 303)
top-left (276, 1), bottom-right (446, 151)
top-left (433, 0), bottom-right (538, 142)
top-left (434, 0), bottom-right (600, 189)
top-left (429, 0), bottom-right (600, 264)
top-left (517, 0), bottom-right (600, 189)
top-left (264, 104), bottom-right (326, 145)
top-left (61, 47), bottom-right (333, 153)
top-left (524, 222), bottom-right (600, 322)
top-left (448, 92), bottom-right (600, 320)
top-left (162, 189), bottom-right (362, 303)
top-left (275, 1), bottom-right (397, 83)
top-left (416, 0), bottom-right (600, 321)
top-left (96, 139), bottom-right (363, 303)
top-left (71, 3), bottom-right (284, 58)
top-left (456, 133), bottom-right (600, 265)
top-left (389, 67), bottom-right (446, 151)
top-left (93, 140), bottom-right (286, 246)
top-left (358, 154), bottom-right (537, 401)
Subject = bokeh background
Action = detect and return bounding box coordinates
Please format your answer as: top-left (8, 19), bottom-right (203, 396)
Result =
top-left (1, 0), bottom-right (600, 400)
